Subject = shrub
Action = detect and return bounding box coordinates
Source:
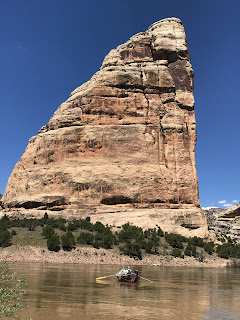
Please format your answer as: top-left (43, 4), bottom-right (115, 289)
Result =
top-left (101, 229), bottom-right (115, 249)
top-left (55, 221), bottom-right (66, 231)
top-left (61, 231), bottom-right (76, 251)
top-left (47, 234), bottom-right (61, 252)
top-left (119, 241), bottom-right (142, 260)
top-left (78, 219), bottom-right (93, 231)
top-left (0, 261), bottom-right (29, 318)
top-left (77, 232), bottom-right (94, 245)
top-left (144, 228), bottom-right (154, 238)
top-left (93, 221), bottom-right (106, 233)
top-left (165, 233), bottom-right (185, 249)
top-left (45, 217), bottom-right (66, 229)
top-left (43, 217), bottom-right (67, 230)
top-left (1, 214), bottom-right (9, 222)
top-left (68, 222), bottom-right (78, 231)
top-left (157, 227), bottom-right (164, 237)
top-left (26, 218), bottom-right (38, 231)
top-left (42, 225), bottom-right (55, 239)
top-left (0, 229), bottom-right (11, 247)
top-left (0, 215), bottom-right (10, 230)
top-left (95, 232), bottom-right (103, 241)
top-left (41, 212), bottom-right (49, 225)
top-left (92, 240), bottom-right (100, 249)
top-left (11, 230), bottom-right (17, 236)
top-left (203, 241), bottom-right (215, 255)
top-left (171, 248), bottom-right (183, 258)
top-left (184, 244), bottom-right (197, 257)
top-left (150, 235), bottom-right (160, 253)
top-left (216, 243), bottom-right (236, 259)
top-left (142, 240), bottom-right (153, 254)
top-left (184, 245), bottom-right (192, 256)
top-left (118, 223), bottom-right (144, 244)
top-left (192, 245), bottom-right (197, 257)
top-left (187, 236), bottom-right (204, 247)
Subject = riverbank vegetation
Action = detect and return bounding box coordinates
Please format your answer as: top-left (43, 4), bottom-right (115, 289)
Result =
top-left (0, 214), bottom-right (240, 262)
top-left (0, 261), bottom-right (29, 319)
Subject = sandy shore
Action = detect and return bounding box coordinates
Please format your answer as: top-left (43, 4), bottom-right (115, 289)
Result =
top-left (0, 245), bottom-right (228, 268)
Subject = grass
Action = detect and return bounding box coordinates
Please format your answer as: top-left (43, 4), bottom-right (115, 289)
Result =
top-left (10, 227), bottom-right (47, 247)
top-left (10, 227), bottom-right (92, 248)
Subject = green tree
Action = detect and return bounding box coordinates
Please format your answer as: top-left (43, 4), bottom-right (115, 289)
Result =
top-left (142, 240), bottom-right (153, 254)
top-left (187, 236), bottom-right (204, 247)
top-left (77, 232), bottom-right (94, 245)
top-left (0, 229), bottom-right (11, 248)
top-left (171, 248), bottom-right (183, 258)
top-left (78, 219), bottom-right (93, 231)
top-left (203, 241), bottom-right (215, 255)
top-left (118, 223), bottom-right (144, 243)
top-left (67, 220), bottom-right (78, 231)
top-left (47, 234), bottom-right (60, 252)
top-left (61, 231), bottom-right (76, 251)
top-left (157, 227), bottom-right (164, 237)
top-left (40, 212), bottom-right (49, 226)
top-left (26, 219), bottom-right (38, 232)
top-left (184, 244), bottom-right (197, 257)
top-left (93, 221), bottom-right (106, 233)
top-left (0, 262), bottom-right (29, 319)
top-left (92, 240), bottom-right (100, 249)
top-left (0, 215), bottom-right (10, 230)
top-left (42, 225), bottom-right (55, 239)
top-left (119, 241), bottom-right (142, 260)
top-left (216, 243), bottom-right (237, 259)
top-left (165, 233), bottom-right (185, 249)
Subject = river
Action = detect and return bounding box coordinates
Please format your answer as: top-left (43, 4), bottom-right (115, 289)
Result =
top-left (13, 263), bottom-right (240, 320)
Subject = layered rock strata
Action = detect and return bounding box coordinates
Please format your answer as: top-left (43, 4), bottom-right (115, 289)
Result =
top-left (205, 205), bottom-right (240, 242)
top-left (3, 18), bottom-right (208, 237)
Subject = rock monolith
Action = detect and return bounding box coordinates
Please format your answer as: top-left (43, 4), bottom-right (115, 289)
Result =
top-left (2, 18), bottom-right (208, 237)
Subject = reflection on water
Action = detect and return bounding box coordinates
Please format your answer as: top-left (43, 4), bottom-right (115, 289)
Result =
top-left (13, 263), bottom-right (240, 320)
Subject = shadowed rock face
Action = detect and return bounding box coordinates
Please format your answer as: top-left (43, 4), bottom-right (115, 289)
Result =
top-left (3, 18), bottom-right (206, 236)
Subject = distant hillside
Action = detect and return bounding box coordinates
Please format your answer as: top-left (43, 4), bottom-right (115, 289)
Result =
top-left (204, 206), bottom-right (240, 242)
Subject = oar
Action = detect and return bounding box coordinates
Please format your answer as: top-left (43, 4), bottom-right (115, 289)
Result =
top-left (96, 274), bottom-right (116, 280)
top-left (140, 276), bottom-right (154, 283)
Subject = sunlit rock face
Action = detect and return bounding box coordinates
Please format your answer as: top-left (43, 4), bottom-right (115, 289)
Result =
top-left (2, 18), bottom-right (208, 237)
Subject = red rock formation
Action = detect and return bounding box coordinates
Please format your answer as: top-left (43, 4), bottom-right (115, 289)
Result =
top-left (2, 18), bottom-right (208, 237)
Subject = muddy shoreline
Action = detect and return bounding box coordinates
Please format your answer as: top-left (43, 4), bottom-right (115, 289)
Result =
top-left (0, 245), bottom-right (228, 268)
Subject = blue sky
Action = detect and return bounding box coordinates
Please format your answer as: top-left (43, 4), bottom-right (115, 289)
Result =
top-left (0, 0), bottom-right (239, 209)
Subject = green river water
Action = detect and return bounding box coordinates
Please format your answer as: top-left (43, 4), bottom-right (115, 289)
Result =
top-left (12, 263), bottom-right (240, 320)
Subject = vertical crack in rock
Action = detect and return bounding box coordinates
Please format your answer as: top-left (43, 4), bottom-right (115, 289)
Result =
top-left (158, 94), bottom-right (168, 169)
top-left (173, 102), bottom-right (180, 204)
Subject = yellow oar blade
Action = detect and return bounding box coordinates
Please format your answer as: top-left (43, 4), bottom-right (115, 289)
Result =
top-left (140, 276), bottom-right (153, 283)
top-left (96, 274), bottom-right (116, 280)
top-left (96, 279), bottom-right (108, 284)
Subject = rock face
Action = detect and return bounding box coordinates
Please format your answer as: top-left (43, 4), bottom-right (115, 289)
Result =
top-left (2, 18), bottom-right (208, 237)
top-left (204, 205), bottom-right (240, 242)
top-left (219, 204), bottom-right (240, 219)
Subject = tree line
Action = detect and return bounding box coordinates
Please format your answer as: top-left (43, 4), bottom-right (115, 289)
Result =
top-left (0, 213), bottom-right (240, 260)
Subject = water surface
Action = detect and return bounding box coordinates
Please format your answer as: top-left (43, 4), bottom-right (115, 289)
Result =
top-left (14, 263), bottom-right (240, 320)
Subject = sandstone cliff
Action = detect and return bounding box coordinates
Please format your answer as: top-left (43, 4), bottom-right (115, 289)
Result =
top-left (2, 18), bottom-right (208, 237)
top-left (204, 205), bottom-right (240, 242)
